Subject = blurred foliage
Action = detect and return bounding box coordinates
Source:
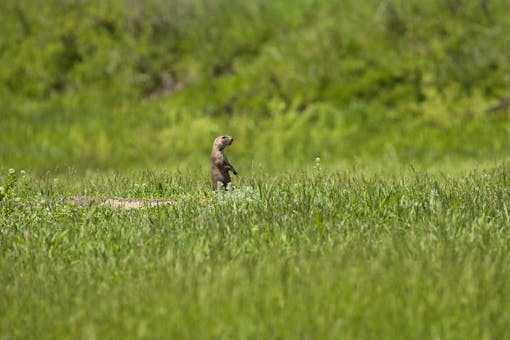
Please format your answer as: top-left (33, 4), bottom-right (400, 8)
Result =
top-left (0, 0), bottom-right (509, 172)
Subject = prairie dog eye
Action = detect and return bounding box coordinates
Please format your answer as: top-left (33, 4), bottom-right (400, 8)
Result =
top-left (222, 136), bottom-right (227, 139)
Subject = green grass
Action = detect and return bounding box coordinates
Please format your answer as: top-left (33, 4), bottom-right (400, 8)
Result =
top-left (1, 1), bottom-right (510, 338)
top-left (1, 165), bottom-right (510, 339)
top-left (2, 98), bottom-right (508, 173)
top-left (1, 0), bottom-right (509, 173)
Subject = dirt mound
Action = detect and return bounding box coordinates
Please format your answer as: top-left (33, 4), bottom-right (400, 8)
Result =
top-left (70, 197), bottom-right (176, 210)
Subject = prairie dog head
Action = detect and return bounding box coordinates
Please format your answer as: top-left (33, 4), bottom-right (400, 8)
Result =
top-left (213, 135), bottom-right (234, 151)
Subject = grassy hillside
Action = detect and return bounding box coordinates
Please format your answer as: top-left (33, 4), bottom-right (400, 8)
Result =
top-left (1, 0), bottom-right (509, 172)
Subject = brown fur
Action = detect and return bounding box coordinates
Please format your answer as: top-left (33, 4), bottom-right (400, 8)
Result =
top-left (211, 135), bottom-right (238, 190)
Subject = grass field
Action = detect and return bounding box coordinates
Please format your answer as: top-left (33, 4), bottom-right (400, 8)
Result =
top-left (1, 165), bottom-right (510, 339)
top-left (1, 0), bottom-right (510, 338)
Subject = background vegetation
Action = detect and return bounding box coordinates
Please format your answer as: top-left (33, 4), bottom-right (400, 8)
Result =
top-left (1, 0), bottom-right (510, 338)
top-left (1, 0), bottom-right (508, 173)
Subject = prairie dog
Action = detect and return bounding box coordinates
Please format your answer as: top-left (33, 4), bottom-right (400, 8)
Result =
top-left (211, 135), bottom-right (238, 190)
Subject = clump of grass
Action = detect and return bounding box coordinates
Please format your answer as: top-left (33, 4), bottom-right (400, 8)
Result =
top-left (0, 168), bottom-right (18, 202)
top-left (0, 168), bottom-right (29, 213)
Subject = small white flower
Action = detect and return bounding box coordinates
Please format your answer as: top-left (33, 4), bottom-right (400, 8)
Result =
top-left (20, 170), bottom-right (26, 176)
top-left (315, 157), bottom-right (321, 164)
top-left (8, 168), bottom-right (15, 174)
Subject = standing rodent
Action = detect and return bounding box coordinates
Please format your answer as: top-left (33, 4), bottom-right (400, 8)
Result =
top-left (211, 135), bottom-right (238, 190)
